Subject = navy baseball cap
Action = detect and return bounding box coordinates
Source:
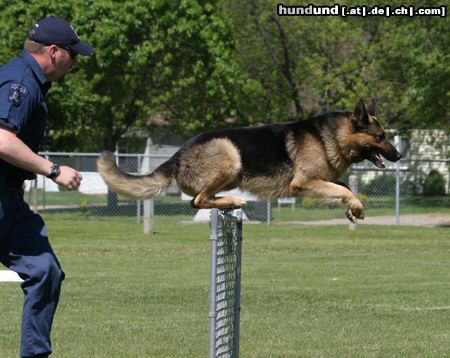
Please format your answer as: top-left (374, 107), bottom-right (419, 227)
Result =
top-left (29, 16), bottom-right (94, 56)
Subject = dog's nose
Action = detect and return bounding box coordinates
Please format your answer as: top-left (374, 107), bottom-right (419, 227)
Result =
top-left (395, 151), bottom-right (402, 161)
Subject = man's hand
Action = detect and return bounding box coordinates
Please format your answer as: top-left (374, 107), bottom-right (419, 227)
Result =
top-left (53, 166), bottom-right (82, 190)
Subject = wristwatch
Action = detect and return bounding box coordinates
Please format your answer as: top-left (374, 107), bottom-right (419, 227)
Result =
top-left (46, 163), bottom-right (61, 179)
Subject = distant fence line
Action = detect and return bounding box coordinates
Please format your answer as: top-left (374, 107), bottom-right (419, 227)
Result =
top-left (24, 151), bottom-right (450, 229)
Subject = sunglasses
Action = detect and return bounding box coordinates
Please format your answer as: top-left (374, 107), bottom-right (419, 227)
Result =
top-left (57, 45), bottom-right (78, 60)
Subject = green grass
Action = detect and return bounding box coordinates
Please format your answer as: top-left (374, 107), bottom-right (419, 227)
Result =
top-left (1, 216), bottom-right (449, 357)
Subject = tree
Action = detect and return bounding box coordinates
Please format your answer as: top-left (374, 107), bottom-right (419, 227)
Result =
top-left (1, 0), bottom-right (447, 153)
top-left (0, 0), bottom-right (242, 151)
top-left (370, 12), bottom-right (449, 131)
top-left (222, 0), bottom-right (449, 131)
top-left (223, 0), bottom-right (373, 123)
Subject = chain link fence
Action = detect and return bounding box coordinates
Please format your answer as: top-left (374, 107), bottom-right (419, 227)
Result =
top-left (25, 151), bottom-right (449, 225)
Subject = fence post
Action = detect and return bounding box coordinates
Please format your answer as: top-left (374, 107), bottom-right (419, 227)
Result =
top-left (394, 135), bottom-right (401, 225)
top-left (137, 154), bottom-right (142, 224)
top-left (143, 199), bottom-right (154, 234)
top-left (43, 154), bottom-right (49, 210)
top-left (31, 178), bottom-right (38, 213)
top-left (140, 148), bottom-right (154, 234)
top-left (349, 175), bottom-right (358, 230)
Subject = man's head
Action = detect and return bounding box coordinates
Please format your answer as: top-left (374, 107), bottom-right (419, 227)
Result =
top-left (25, 16), bottom-right (93, 82)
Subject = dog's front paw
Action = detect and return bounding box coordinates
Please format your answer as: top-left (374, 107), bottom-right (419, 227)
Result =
top-left (346, 198), bottom-right (364, 223)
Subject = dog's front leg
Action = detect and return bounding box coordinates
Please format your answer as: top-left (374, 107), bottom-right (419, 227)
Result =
top-left (290, 176), bottom-right (364, 222)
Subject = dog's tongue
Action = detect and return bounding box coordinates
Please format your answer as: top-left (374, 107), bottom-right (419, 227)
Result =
top-left (374, 153), bottom-right (385, 168)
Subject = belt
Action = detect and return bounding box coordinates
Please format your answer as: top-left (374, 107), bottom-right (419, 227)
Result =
top-left (0, 173), bottom-right (24, 188)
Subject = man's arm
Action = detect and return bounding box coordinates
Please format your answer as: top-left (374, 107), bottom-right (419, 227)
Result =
top-left (0, 127), bottom-right (82, 190)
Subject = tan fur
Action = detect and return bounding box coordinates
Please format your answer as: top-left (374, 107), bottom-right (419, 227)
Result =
top-left (96, 152), bottom-right (173, 199)
top-left (240, 168), bottom-right (294, 198)
top-left (178, 138), bottom-right (245, 209)
top-left (177, 138), bottom-right (241, 195)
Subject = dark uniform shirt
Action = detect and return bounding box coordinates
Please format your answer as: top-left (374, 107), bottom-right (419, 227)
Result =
top-left (0, 50), bottom-right (51, 181)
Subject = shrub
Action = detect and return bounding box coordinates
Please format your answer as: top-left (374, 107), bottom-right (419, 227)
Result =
top-left (301, 197), bottom-right (339, 209)
top-left (363, 175), bottom-right (397, 195)
top-left (423, 170), bottom-right (446, 196)
top-left (358, 193), bottom-right (368, 203)
top-left (363, 175), bottom-right (416, 196)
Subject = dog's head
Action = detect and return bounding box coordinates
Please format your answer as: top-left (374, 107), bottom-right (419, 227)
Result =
top-left (349, 99), bottom-right (401, 168)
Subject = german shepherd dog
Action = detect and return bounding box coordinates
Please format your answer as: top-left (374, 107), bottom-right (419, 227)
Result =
top-left (97, 99), bottom-right (401, 222)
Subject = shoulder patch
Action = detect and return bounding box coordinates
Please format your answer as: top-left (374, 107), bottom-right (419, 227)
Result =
top-left (8, 83), bottom-right (29, 106)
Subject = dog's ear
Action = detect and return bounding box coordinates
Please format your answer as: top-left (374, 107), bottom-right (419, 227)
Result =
top-left (353, 99), bottom-right (369, 130)
top-left (367, 99), bottom-right (376, 116)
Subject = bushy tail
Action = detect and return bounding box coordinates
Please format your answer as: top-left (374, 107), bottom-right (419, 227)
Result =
top-left (97, 151), bottom-right (177, 199)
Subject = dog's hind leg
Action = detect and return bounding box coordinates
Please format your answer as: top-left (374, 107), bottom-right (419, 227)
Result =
top-left (191, 178), bottom-right (247, 209)
top-left (178, 138), bottom-right (246, 210)
top-left (192, 192), bottom-right (247, 209)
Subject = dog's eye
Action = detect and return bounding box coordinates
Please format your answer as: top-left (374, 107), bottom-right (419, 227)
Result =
top-left (376, 134), bottom-right (385, 142)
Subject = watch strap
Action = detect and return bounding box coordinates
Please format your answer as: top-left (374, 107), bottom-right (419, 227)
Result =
top-left (46, 163), bottom-right (61, 179)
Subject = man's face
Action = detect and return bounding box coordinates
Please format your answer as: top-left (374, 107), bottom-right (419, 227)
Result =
top-left (54, 46), bottom-right (77, 82)
top-left (46, 45), bottom-right (77, 82)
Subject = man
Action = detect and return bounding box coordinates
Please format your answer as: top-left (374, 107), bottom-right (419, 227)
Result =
top-left (0, 16), bottom-right (93, 357)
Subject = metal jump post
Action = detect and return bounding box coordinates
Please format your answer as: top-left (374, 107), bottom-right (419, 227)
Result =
top-left (208, 209), bottom-right (243, 358)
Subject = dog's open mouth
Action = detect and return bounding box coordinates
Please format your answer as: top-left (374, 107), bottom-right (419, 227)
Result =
top-left (370, 152), bottom-right (386, 168)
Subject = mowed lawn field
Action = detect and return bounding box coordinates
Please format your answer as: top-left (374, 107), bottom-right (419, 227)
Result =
top-left (1, 215), bottom-right (449, 357)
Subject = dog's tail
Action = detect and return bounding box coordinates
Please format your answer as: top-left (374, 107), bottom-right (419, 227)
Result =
top-left (97, 151), bottom-right (177, 199)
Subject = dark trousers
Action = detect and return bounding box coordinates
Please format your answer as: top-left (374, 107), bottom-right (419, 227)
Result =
top-left (0, 191), bottom-right (64, 358)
